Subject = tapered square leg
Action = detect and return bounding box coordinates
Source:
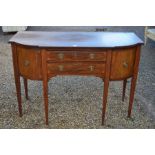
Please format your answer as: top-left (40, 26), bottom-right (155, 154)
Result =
top-left (43, 80), bottom-right (49, 125)
top-left (15, 75), bottom-right (22, 117)
top-left (41, 50), bottom-right (49, 125)
top-left (23, 77), bottom-right (29, 100)
top-left (102, 51), bottom-right (112, 125)
top-left (128, 77), bottom-right (137, 117)
top-left (102, 78), bottom-right (110, 125)
top-left (122, 79), bottom-right (127, 102)
top-left (128, 46), bottom-right (141, 118)
top-left (11, 44), bottom-right (22, 117)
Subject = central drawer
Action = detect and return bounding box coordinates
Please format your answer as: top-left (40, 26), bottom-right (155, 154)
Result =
top-left (46, 51), bottom-right (106, 62)
top-left (47, 62), bottom-right (105, 75)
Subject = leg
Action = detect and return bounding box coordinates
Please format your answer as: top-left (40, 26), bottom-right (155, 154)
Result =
top-left (15, 75), bottom-right (22, 117)
top-left (122, 79), bottom-right (127, 102)
top-left (43, 79), bottom-right (49, 125)
top-left (23, 77), bottom-right (29, 100)
top-left (128, 77), bottom-right (137, 117)
top-left (102, 51), bottom-right (112, 125)
top-left (102, 78), bottom-right (110, 125)
top-left (11, 44), bottom-right (22, 117)
top-left (128, 46), bottom-right (141, 117)
top-left (41, 50), bottom-right (49, 125)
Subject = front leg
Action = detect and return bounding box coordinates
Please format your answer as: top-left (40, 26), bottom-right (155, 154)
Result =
top-left (102, 77), bottom-right (110, 125)
top-left (102, 51), bottom-right (112, 125)
top-left (12, 44), bottom-right (22, 117)
top-left (43, 79), bottom-right (49, 125)
top-left (14, 74), bottom-right (22, 117)
top-left (41, 50), bottom-right (49, 125)
top-left (128, 46), bottom-right (141, 117)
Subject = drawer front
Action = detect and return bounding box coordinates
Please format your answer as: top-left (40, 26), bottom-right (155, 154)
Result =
top-left (46, 51), bottom-right (106, 62)
top-left (47, 62), bottom-right (105, 75)
top-left (110, 48), bottom-right (136, 80)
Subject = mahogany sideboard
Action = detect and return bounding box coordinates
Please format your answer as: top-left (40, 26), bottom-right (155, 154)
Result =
top-left (9, 31), bottom-right (143, 125)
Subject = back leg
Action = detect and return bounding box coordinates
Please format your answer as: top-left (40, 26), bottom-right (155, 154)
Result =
top-left (122, 79), bottom-right (127, 102)
top-left (23, 77), bottom-right (29, 100)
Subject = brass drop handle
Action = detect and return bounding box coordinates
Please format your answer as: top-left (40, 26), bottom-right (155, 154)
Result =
top-left (123, 62), bottom-right (128, 68)
top-left (58, 53), bottom-right (64, 60)
top-left (24, 60), bottom-right (30, 67)
top-left (58, 65), bottom-right (64, 71)
top-left (89, 65), bottom-right (94, 72)
top-left (89, 53), bottom-right (95, 59)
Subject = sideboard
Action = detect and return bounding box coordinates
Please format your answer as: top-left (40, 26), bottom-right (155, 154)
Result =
top-left (9, 31), bottom-right (143, 125)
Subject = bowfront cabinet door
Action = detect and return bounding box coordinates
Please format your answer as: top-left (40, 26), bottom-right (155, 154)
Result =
top-left (110, 47), bottom-right (136, 80)
top-left (17, 46), bottom-right (42, 80)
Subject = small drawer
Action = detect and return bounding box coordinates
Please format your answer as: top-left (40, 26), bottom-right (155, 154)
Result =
top-left (47, 62), bottom-right (105, 75)
top-left (46, 51), bottom-right (106, 62)
top-left (76, 52), bottom-right (106, 62)
top-left (47, 51), bottom-right (75, 61)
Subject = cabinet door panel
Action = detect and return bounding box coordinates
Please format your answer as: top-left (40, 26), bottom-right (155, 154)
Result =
top-left (110, 48), bottom-right (136, 80)
top-left (17, 46), bottom-right (42, 80)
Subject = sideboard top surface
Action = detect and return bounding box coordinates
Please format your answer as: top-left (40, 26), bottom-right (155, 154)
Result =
top-left (9, 31), bottom-right (143, 48)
